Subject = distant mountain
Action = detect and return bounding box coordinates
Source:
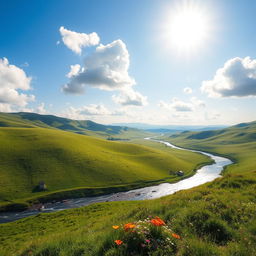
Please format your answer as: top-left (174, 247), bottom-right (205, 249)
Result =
top-left (113, 122), bottom-right (227, 132)
top-left (167, 120), bottom-right (256, 177)
top-left (0, 112), bottom-right (150, 139)
top-left (170, 120), bottom-right (256, 143)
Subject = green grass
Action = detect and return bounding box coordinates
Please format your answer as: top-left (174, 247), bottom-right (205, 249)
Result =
top-left (1, 119), bottom-right (256, 255)
top-left (0, 126), bottom-right (211, 210)
top-left (163, 120), bottom-right (256, 175)
top-left (1, 171), bottom-right (255, 256)
top-left (0, 112), bottom-right (151, 139)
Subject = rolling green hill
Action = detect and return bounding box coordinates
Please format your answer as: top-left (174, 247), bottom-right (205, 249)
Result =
top-left (0, 112), bottom-right (150, 139)
top-left (166, 120), bottom-right (256, 175)
top-left (0, 125), bottom-right (211, 209)
top-left (1, 121), bottom-right (256, 255)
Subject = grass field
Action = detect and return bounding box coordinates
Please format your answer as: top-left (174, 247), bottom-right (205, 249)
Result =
top-left (1, 121), bottom-right (255, 255)
top-left (163, 120), bottom-right (256, 175)
top-left (0, 126), bottom-right (211, 210)
top-left (1, 170), bottom-right (255, 256)
top-left (0, 112), bottom-right (151, 139)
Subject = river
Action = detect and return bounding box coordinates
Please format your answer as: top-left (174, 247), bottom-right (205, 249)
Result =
top-left (0, 138), bottom-right (232, 224)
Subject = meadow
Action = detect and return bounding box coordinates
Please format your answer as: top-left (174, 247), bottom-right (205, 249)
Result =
top-left (1, 118), bottom-right (256, 255)
top-left (0, 115), bottom-right (211, 211)
top-left (1, 170), bottom-right (255, 256)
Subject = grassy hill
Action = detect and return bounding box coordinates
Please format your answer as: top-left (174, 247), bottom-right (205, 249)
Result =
top-left (1, 165), bottom-right (256, 256)
top-left (166, 120), bottom-right (256, 174)
top-left (0, 112), bottom-right (150, 139)
top-left (0, 125), bottom-right (211, 210)
top-left (1, 121), bottom-right (256, 255)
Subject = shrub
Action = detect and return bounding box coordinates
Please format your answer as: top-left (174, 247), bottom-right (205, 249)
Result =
top-left (100, 217), bottom-right (181, 256)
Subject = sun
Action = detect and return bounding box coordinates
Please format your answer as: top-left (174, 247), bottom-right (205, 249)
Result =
top-left (167, 4), bottom-right (209, 52)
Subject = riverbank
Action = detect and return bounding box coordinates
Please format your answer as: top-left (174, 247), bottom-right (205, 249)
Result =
top-left (0, 158), bottom-right (212, 213)
top-left (1, 170), bottom-right (255, 256)
top-left (0, 139), bottom-right (229, 223)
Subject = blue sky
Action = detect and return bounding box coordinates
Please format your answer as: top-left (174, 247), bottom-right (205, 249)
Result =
top-left (1, 0), bottom-right (256, 125)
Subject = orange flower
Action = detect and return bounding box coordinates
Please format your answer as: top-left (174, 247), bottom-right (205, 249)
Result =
top-left (112, 225), bottom-right (120, 229)
top-left (124, 223), bottom-right (136, 231)
top-left (150, 216), bottom-right (166, 226)
top-left (114, 240), bottom-right (123, 245)
top-left (172, 233), bottom-right (181, 239)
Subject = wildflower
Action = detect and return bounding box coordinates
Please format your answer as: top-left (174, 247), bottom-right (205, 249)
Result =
top-left (114, 240), bottom-right (123, 245)
top-left (112, 225), bottom-right (120, 229)
top-left (150, 216), bottom-right (166, 226)
top-left (124, 223), bottom-right (136, 231)
top-left (172, 233), bottom-right (181, 239)
top-left (145, 239), bottom-right (150, 243)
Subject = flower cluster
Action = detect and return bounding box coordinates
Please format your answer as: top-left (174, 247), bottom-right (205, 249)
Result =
top-left (111, 216), bottom-right (181, 255)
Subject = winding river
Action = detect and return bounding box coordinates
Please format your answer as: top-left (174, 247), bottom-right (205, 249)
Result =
top-left (0, 138), bottom-right (232, 224)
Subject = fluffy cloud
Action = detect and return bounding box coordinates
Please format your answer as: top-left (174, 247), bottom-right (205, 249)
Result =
top-left (0, 103), bottom-right (12, 112)
top-left (66, 64), bottom-right (81, 78)
top-left (63, 39), bottom-right (136, 94)
top-left (170, 98), bottom-right (193, 111)
top-left (112, 88), bottom-right (148, 106)
top-left (159, 97), bottom-right (205, 112)
top-left (159, 98), bottom-right (193, 112)
top-left (62, 104), bottom-right (115, 120)
top-left (59, 26), bottom-right (100, 55)
top-left (36, 103), bottom-right (47, 114)
top-left (0, 58), bottom-right (34, 110)
top-left (183, 87), bottom-right (193, 94)
top-left (201, 56), bottom-right (256, 97)
top-left (80, 104), bottom-right (112, 115)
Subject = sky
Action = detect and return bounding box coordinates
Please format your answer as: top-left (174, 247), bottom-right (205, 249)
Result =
top-left (1, 0), bottom-right (256, 125)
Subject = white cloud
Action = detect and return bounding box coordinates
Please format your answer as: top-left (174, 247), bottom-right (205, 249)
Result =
top-left (0, 103), bottom-right (12, 112)
top-left (190, 96), bottom-right (205, 107)
top-left (62, 106), bottom-right (84, 120)
top-left (171, 98), bottom-right (194, 111)
top-left (62, 39), bottom-right (136, 94)
top-left (66, 64), bottom-right (81, 78)
top-left (80, 104), bottom-right (112, 116)
top-left (59, 26), bottom-right (100, 55)
top-left (183, 87), bottom-right (193, 94)
top-left (201, 56), bottom-right (256, 98)
top-left (62, 104), bottom-right (115, 120)
top-left (36, 103), bottom-right (47, 114)
top-left (112, 88), bottom-right (148, 106)
top-left (159, 97), bottom-right (205, 112)
top-left (159, 98), bottom-right (194, 112)
top-left (0, 58), bottom-right (34, 110)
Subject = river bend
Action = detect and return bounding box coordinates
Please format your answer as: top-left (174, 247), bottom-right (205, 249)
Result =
top-left (0, 138), bottom-right (232, 223)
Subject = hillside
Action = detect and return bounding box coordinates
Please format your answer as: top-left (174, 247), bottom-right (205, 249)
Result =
top-left (1, 159), bottom-right (256, 256)
top-left (1, 121), bottom-right (256, 255)
top-left (0, 126), bottom-right (211, 209)
top-left (167, 120), bottom-right (256, 174)
top-left (0, 112), bottom-right (150, 139)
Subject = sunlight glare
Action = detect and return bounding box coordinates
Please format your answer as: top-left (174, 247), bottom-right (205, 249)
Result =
top-left (167, 4), bottom-right (209, 52)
